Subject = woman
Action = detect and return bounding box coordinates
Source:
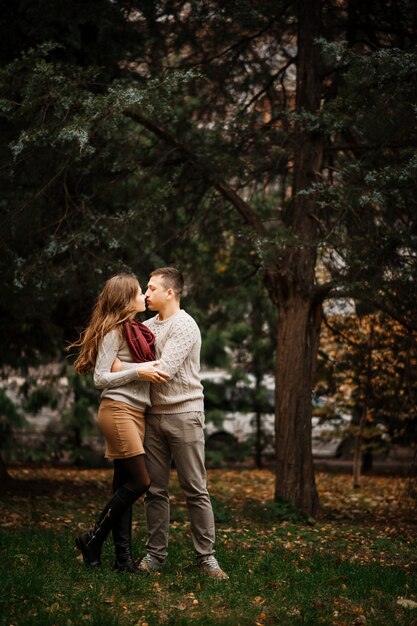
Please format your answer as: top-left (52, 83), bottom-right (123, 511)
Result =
top-left (68, 273), bottom-right (169, 574)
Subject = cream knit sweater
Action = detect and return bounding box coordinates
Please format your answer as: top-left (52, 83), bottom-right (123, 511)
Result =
top-left (143, 309), bottom-right (204, 414)
top-left (94, 329), bottom-right (151, 409)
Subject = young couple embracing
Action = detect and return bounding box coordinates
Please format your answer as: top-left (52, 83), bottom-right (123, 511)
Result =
top-left (69, 267), bottom-right (228, 580)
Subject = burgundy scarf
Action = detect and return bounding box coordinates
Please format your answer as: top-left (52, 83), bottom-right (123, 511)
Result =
top-left (123, 320), bottom-right (156, 363)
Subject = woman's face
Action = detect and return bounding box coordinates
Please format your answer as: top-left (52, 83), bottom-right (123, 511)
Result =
top-left (132, 285), bottom-right (146, 314)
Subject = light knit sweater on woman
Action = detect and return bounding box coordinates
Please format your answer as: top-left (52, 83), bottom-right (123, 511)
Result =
top-left (93, 329), bottom-right (152, 410)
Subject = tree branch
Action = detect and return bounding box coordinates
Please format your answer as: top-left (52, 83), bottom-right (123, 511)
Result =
top-left (318, 283), bottom-right (417, 333)
top-left (327, 142), bottom-right (417, 153)
top-left (127, 110), bottom-right (266, 235)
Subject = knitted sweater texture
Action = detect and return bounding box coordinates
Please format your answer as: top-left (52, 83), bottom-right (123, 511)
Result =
top-left (144, 309), bottom-right (204, 414)
top-left (94, 329), bottom-right (151, 409)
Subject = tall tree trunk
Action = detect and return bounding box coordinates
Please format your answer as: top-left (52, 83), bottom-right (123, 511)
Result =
top-left (254, 373), bottom-right (263, 469)
top-left (271, 0), bottom-right (323, 515)
top-left (0, 452), bottom-right (11, 484)
top-left (274, 294), bottom-right (322, 514)
top-left (352, 405), bottom-right (367, 488)
top-left (255, 412), bottom-right (263, 469)
top-left (353, 319), bottom-right (375, 487)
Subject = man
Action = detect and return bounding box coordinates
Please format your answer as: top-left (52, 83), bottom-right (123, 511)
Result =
top-left (115, 267), bottom-right (228, 579)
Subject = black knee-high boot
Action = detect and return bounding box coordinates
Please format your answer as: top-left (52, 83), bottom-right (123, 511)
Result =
top-left (112, 506), bottom-right (145, 574)
top-left (75, 485), bottom-right (140, 568)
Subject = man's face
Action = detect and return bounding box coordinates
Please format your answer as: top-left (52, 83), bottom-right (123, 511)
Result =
top-left (145, 274), bottom-right (169, 311)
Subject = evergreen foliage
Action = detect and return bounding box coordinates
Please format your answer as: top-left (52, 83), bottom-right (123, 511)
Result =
top-left (1, 0), bottom-right (417, 511)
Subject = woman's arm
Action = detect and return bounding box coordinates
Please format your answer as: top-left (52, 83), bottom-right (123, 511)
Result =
top-left (95, 331), bottom-right (169, 388)
top-left (111, 356), bottom-right (170, 382)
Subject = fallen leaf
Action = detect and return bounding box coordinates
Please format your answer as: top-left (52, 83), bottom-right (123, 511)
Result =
top-left (397, 598), bottom-right (417, 609)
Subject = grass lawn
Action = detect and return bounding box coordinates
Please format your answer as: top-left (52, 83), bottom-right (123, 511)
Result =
top-left (0, 466), bottom-right (416, 625)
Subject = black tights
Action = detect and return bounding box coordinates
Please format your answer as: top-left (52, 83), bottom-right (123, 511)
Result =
top-left (112, 454), bottom-right (151, 497)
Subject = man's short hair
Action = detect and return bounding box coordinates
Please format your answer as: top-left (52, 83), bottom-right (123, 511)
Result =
top-left (150, 267), bottom-right (184, 298)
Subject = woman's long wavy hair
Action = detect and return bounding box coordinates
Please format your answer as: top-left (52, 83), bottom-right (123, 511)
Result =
top-left (68, 273), bottom-right (140, 375)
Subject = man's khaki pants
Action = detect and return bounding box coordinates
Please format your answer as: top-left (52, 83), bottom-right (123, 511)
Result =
top-left (143, 411), bottom-right (216, 562)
